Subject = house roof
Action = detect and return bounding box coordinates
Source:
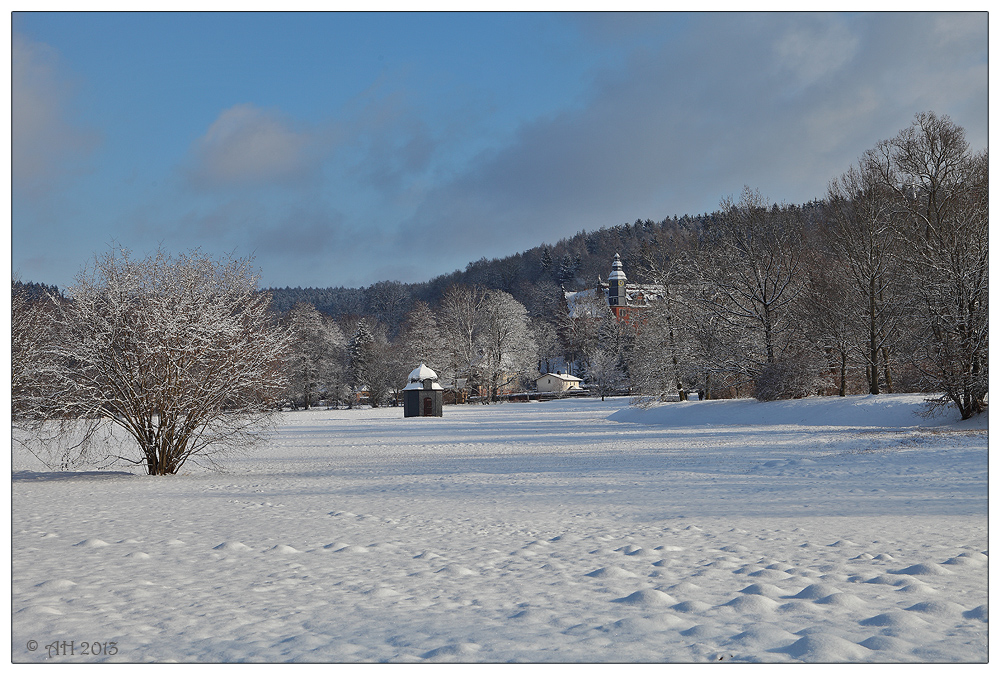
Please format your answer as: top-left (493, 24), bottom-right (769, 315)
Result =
top-left (407, 363), bottom-right (438, 382)
top-left (404, 362), bottom-right (443, 390)
top-left (536, 372), bottom-right (583, 383)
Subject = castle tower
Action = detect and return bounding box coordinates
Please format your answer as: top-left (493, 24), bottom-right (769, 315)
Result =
top-left (608, 253), bottom-right (627, 318)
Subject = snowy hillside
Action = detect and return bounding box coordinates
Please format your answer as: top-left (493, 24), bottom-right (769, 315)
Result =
top-left (11, 395), bottom-right (987, 663)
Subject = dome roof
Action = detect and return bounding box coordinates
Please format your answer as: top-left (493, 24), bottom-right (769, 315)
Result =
top-left (407, 363), bottom-right (438, 383)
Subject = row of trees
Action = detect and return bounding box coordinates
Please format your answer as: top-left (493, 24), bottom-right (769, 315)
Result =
top-left (282, 285), bottom-right (539, 410)
top-left (627, 112), bottom-right (987, 418)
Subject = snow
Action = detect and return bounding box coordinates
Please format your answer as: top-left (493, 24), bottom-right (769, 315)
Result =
top-left (11, 394), bottom-right (988, 663)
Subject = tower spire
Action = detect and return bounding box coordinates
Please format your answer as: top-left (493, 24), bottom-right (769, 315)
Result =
top-left (608, 253), bottom-right (627, 313)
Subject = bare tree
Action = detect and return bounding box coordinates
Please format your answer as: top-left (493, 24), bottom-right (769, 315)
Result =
top-left (11, 280), bottom-right (98, 469)
top-left (477, 290), bottom-right (537, 402)
top-left (586, 345), bottom-right (626, 402)
top-left (826, 153), bottom-right (905, 394)
top-left (702, 188), bottom-right (807, 390)
top-left (12, 279), bottom-right (57, 425)
top-left (284, 302), bottom-right (346, 409)
top-left (437, 284), bottom-right (489, 399)
top-left (45, 248), bottom-right (291, 475)
top-left (368, 323), bottom-right (407, 407)
top-left (558, 288), bottom-right (605, 376)
top-left (397, 301), bottom-right (447, 373)
top-left (636, 222), bottom-right (700, 401)
top-left (800, 251), bottom-right (861, 397)
top-left (530, 316), bottom-right (561, 375)
top-left (878, 112), bottom-right (988, 418)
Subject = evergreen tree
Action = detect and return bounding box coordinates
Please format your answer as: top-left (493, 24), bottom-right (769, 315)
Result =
top-left (348, 319), bottom-right (376, 404)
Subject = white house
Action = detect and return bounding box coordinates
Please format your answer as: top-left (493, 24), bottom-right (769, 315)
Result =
top-left (535, 372), bottom-right (584, 393)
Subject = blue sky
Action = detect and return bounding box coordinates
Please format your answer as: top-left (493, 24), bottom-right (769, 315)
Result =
top-left (10, 11), bottom-right (988, 291)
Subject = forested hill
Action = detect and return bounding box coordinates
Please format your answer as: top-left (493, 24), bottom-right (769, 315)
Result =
top-left (265, 201), bottom-right (826, 335)
top-left (11, 280), bottom-right (64, 303)
top-left (263, 213), bottom-right (715, 333)
top-left (18, 202), bottom-right (823, 337)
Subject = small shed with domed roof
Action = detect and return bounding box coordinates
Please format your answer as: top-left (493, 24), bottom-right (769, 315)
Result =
top-left (403, 363), bottom-right (444, 417)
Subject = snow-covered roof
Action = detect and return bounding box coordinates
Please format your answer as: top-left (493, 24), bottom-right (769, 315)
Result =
top-left (564, 284), bottom-right (665, 318)
top-left (536, 372), bottom-right (583, 383)
top-left (407, 363), bottom-right (438, 383)
top-left (404, 363), bottom-right (443, 390)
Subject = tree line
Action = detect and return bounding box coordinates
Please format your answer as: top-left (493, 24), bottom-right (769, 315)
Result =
top-left (275, 112), bottom-right (986, 419)
top-left (11, 111), bottom-right (987, 475)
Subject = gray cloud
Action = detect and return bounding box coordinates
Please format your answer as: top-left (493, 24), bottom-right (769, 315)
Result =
top-left (184, 103), bottom-right (332, 190)
top-left (378, 12), bottom-right (986, 281)
top-left (11, 32), bottom-right (100, 201)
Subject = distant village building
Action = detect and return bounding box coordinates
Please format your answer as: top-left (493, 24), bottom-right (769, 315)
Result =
top-left (564, 253), bottom-right (664, 324)
top-left (403, 363), bottom-right (444, 417)
top-left (535, 372), bottom-right (584, 393)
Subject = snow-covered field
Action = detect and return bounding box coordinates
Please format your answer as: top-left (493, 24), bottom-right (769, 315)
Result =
top-left (11, 394), bottom-right (988, 663)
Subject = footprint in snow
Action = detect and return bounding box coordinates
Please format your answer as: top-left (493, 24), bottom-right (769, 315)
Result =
top-left (786, 583), bottom-right (842, 600)
top-left (890, 562), bottom-right (954, 576)
top-left (435, 564), bottom-right (476, 576)
top-left (680, 624), bottom-right (719, 638)
top-left (747, 568), bottom-right (792, 581)
top-left (213, 542), bottom-right (252, 552)
top-left (363, 587), bottom-right (401, 598)
top-left (904, 600), bottom-right (966, 618)
top-left (718, 594), bottom-right (781, 613)
top-left (666, 581), bottom-right (702, 594)
top-left (672, 600), bottom-right (713, 613)
top-left (18, 605), bottom-right (65, 616)
top-left (331, 545), bottom-right (369, 554)
top-left (616, 544), bottom-right (644, 555)
top-left (858, 611), bottom-right (931, 629)
top-left (604, 615), bottom-right (688, 633)
top-left (740, 582), bottom-right (785, 598)
top-left (585, 566), bottom-right (637, 580)
top-left (815, 593), bottom-right (867, 610)
top-left (613, 589), bottom-right (676, 606)
top-left (267, 545), bottom-right (301, 554)
top-left (942, 555), bottom-right (987, 567)
top-left (725, 625), bottom-right (799, 649)
top-left (862, 574), bottom-right (906, 586)
top-left (718, 544), bottom-right (751, 554)
top-left (772, 634), bottom-right (870, 661)
top-left (420, 643), bottom-right (481, 661)
top-left (509, 607), bottom-right (555, 622)
top-left (858, 634), bottom-right (912, 652)
top-left (963, 605), bottom-right (988, 622)
top-left (895, 580), bottom-right (937, 594)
